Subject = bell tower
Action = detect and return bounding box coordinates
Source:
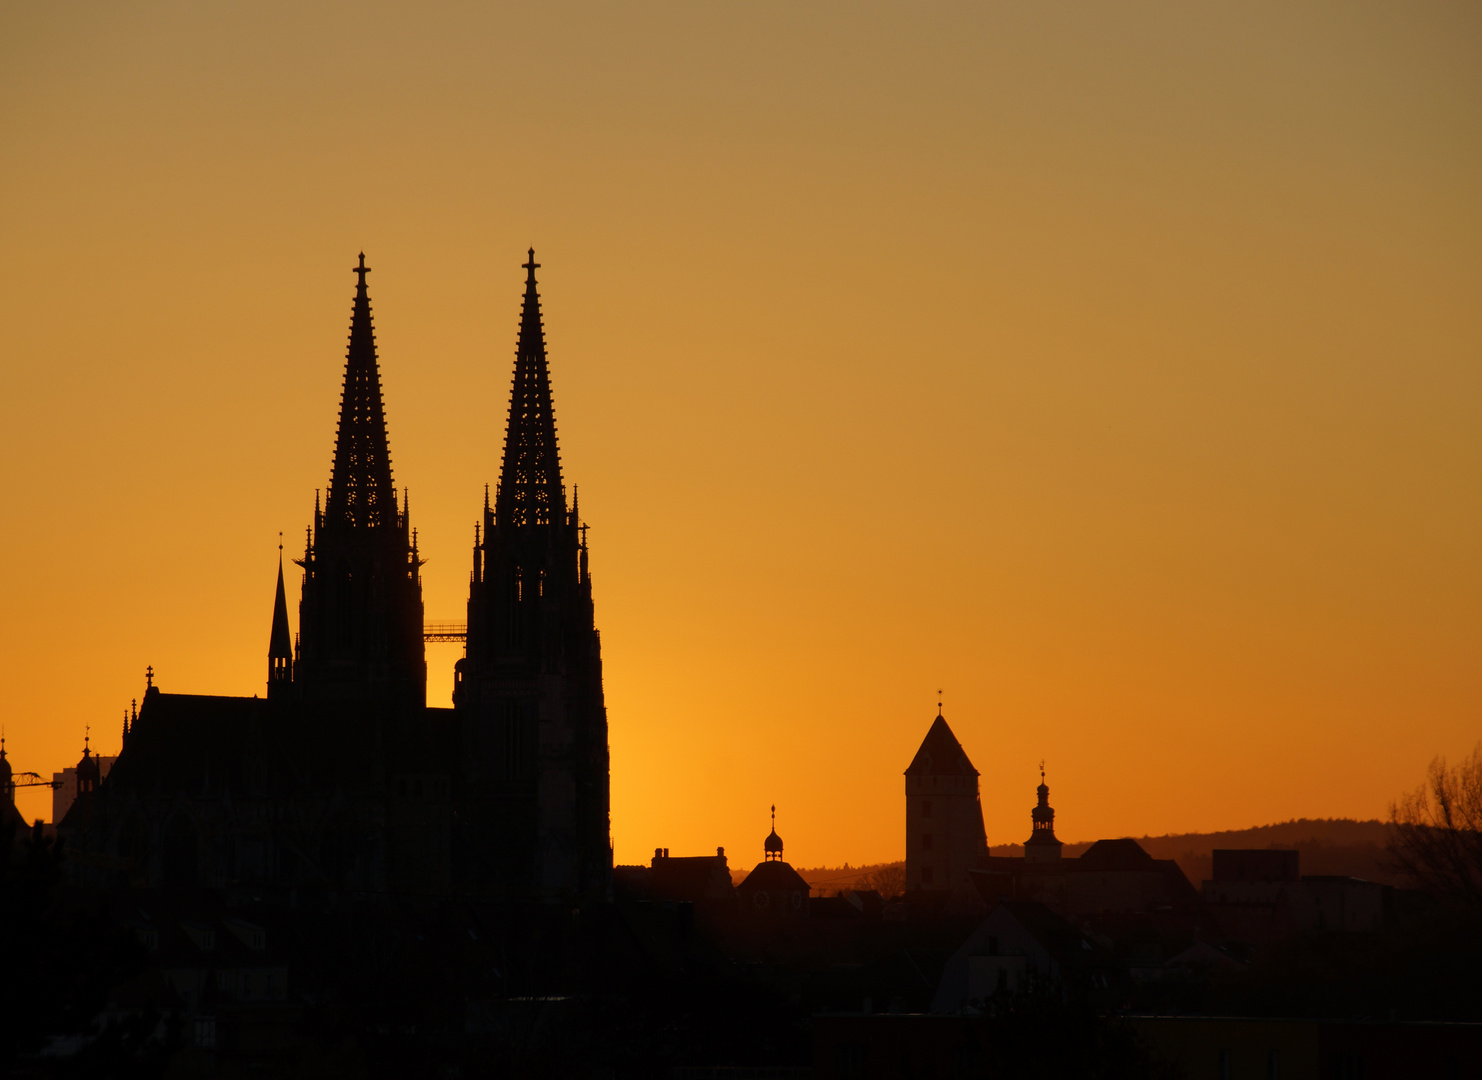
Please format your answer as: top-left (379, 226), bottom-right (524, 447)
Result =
top-left (456, 250), bottom-right (611, 903)
top-left (1024, 763), bottom-right (1063, 862)
top-left (294, 254), bottom-right (426, 706)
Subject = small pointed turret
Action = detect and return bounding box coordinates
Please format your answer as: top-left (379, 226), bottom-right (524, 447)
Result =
top-left (0, 733), bottom-right (13, 805)
top-left (496, 249), bottom-right (565, 528)
top-left (77, 729), bottom-right (100, 796)
top-left (268, 542), bottom-right (293, 697)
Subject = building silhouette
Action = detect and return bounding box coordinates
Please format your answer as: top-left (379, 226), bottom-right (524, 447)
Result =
top-left (904, 707), bottom-right (988, 906)
top-left (455, 251), bottom-right (611, 901)
top-left (735, 806), bottom-right (810, 917)
top-left (59, 252), bottom-right (611, 905)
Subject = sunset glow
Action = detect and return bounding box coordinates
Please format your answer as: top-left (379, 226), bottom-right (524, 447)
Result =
top-left (1, 2), bottom-right (1477, 869)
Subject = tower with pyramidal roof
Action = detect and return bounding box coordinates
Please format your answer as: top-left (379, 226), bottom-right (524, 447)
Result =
top-left (904, 704), bottom-right (988, 906)
top-left (455, 250), bottom-right (611, 903)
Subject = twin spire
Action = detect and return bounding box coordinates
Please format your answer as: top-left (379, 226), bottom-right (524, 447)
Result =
top-left (324, 253), bottom-right (397, 531)
top-left (495, 249), bottom-right (565, 528)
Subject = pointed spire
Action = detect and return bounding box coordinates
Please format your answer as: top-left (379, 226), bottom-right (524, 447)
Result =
top-left (496, 248), bottom-right (565, 528)
top-left (268, 540), bottom-right (293, 695)
top-left (325, 253), bottom-right (397, 530)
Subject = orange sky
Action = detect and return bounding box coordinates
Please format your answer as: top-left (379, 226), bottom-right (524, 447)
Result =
top-left (0, 3), bottom-right (1478, 868)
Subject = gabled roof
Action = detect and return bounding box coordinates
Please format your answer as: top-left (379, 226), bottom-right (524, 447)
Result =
top-left (1077, 838), bottom-right (1157, 869)
top-left (904, 714), bottom-right (979, 777)
top-left (995, 900), bottom-right (1099, 959)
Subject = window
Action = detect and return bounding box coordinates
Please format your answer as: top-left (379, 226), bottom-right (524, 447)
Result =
top-left (921, 834), bottom-right (933, 851)
top-left (1218, 1049), bottom-right (1230, 1080)
top-left (921, 866), bottom-right (934, 885)
top-left (922, 800), bottom-right (933, 818)
top-left (837, 1042), bottom-right (865, 1078)
top-left (1267, 1049), bottom-right (1279, 1080)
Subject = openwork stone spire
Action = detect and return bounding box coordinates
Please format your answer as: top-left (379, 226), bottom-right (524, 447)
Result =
top-left (495, 249), bottom-right (564, 528)
top-left (325, 253), bottom-right (396, 530)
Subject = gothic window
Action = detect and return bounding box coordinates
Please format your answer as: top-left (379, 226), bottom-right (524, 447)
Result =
top-left (922, 800), bottom-right (933, 818)
top-left (921, 866), bottom-right (934, 885)
top-left (922, 834), bottom-right (933, 851)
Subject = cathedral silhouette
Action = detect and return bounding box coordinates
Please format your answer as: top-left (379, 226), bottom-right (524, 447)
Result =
top-left (59, 251), bottom-right (612, 905)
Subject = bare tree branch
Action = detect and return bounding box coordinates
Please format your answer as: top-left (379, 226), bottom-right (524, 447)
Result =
top-left (1390, 745), bottom-right (1482, 906)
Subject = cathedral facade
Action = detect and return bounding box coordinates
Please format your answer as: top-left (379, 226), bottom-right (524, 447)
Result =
top-left (61, 252), bottom-right (611, 906)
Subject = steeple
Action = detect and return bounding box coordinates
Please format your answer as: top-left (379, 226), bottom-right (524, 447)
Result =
top-left (764, 805), bottom-right (784, 862)
top-left (268, 540), bottom-right (293, 698)
top-left (294, 255), bottom-right (426, 705)
top-left (495, 249), bottom-right (565, 528)
top-left (459, 250), bottom-right (610, 903)
top-left (1024, 761), bottom-right (1062, 862)
top-left (77, 729), bottom-right (100, 796)
top-left (325, 253), bottom-right (397, 531)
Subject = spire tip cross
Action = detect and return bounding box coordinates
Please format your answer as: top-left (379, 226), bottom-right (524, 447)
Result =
top-left (523, 248), bottom-right (540, 279)
top-left (145, 665), bottom-right (154, 689)
top-left (354, 252), bottom-right (370, 287)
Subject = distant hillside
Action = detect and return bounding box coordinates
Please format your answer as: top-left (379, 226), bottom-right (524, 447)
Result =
top-left (789, 818), bottom-right (1404, 895)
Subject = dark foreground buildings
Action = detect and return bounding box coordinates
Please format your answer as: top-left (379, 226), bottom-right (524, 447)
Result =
top-left (59, 251), bottom-right (611, 906)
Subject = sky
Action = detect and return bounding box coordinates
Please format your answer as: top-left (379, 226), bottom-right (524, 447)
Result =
top-left (0, 1), bottom-right (1478, 868)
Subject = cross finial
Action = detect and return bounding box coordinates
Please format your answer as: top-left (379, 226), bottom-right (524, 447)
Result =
top-left (278, 530), bottom-right (283, 554)
top-left (771, 804), bottom-right (776, 828)
top-left (523, 248), bottom-right (540, 280)
top-left (84, 724), bottom-right (90, 751)
top-left (1040, 759), bottom-right (1045, 783)
top-left (145, 665), bottom-right (154, 689)
top-left (937, 689), bottom-right (943, 715)
top-left (354, 252), bottom-right (370, 287)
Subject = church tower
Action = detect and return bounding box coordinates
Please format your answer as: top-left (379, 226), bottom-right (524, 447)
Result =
top-left (904, 706), bottom-right (987, 905)
top-left (1024, 764), bottom-right (1062, 862)
top-left (456, 250), bottom-right (611, 903)
top-left (294, 254), bottom-right (426, 706)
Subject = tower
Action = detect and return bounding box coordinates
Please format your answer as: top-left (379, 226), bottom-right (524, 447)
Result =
top-left (764, 805), bottom-right (784, 862)
top-left (0, 735), bottom-right (13, 807)
top-left (904, 706), bottom-right (987, 903)
top-left (268, 544), bottom-right (293, 699)
top-left (295, 254), bottom-right (426, 705)
top-left (1024, 763), bottom-right (1062, 862)
top-left (457, 250), bottom-right (611, 902)
top-left (76, 731), bottom-right (100, 797)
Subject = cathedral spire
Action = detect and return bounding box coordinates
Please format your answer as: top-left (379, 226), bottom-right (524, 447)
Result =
top-left (325, 253), bottom-right (397, 531)
top-left (268, 541), bottom-right (293, 697)
top-left (496, 249), bottom-right (565, 528)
